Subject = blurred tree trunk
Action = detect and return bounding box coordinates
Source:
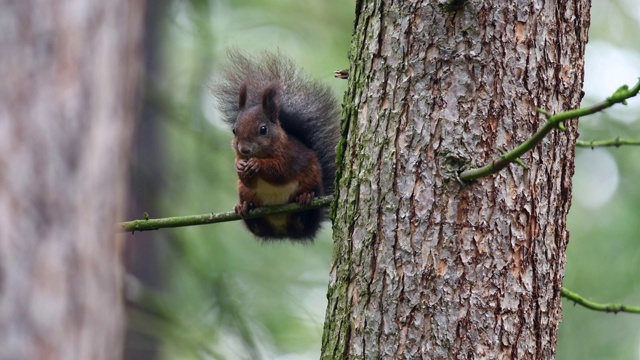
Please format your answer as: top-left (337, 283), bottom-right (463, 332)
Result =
top-left (322, 1), bottom-right (590, 358)
top-left (123, 1), bottom-right (167, 360)
top-left (0, 2), bottom-right (144, 360)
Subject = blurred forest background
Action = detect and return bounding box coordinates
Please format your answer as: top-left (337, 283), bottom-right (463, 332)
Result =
top-left (123, 1), bottom-right (640, 359)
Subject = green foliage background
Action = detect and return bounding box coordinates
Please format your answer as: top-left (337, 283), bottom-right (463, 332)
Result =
top-left (560, 1), bottom-right (640, 358)
top-left (129, 1), bottom-right (640, 358)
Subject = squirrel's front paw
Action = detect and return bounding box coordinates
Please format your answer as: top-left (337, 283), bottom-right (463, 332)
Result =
top-left (296, 192), bottom-right (315, 206)
top-left (234, 201), bottom-right (253, 217)
top-left (243, 158), bottom-right (260, 176)
top-left (235, 159), bottom-right (248, 174)
top-left (236, 158), bottom-right (259, 179)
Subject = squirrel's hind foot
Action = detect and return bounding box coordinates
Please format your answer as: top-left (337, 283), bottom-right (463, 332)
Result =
top-left (234, 201), bottom-right (253, 217)
top-left (296, 192), bottom-right (315, 206)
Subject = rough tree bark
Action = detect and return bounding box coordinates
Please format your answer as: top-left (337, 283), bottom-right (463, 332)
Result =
top-left (0, 2), bottom-right (144, 359)
top-left (322, 1), bottom-right (590, 359)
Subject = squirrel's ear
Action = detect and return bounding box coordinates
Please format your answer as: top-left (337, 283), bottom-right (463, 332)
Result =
top-left (238, 83), bottom-right (248, 110)
top-left (262, 85), bottom-right (280, 123)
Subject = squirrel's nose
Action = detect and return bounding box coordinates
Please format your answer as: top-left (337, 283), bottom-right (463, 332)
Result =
top-left (238, 146), bottom-right (251, 156)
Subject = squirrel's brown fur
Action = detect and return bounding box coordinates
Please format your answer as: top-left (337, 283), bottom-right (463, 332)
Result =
top-left (212, 52), bottom-right (340, 241)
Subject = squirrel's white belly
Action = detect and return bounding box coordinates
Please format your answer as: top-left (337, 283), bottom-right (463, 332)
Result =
top-left (255, 178), bottom-right (299, 205)
top-left (255, 179), bottom-right (299, 229)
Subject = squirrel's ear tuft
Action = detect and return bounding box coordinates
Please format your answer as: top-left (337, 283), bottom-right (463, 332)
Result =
top-left (262, 83), bottom-right (280, 123)
top-left (238, 83), bottom-right (248, 110)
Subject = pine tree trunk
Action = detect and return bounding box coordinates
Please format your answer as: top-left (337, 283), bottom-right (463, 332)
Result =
top-left (0, 2), bottom-right (144, 359)
top-left (322, 1), bottom-right (590, 358)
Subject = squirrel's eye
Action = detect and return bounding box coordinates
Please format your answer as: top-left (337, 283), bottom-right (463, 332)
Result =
top-left (232, 126), bottom-right (236, 135)
top-left (259, 124), bottom-right (268, 135)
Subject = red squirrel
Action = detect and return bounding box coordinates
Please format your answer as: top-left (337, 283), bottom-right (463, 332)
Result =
top-left (213, 51), bottom-right (340, 241)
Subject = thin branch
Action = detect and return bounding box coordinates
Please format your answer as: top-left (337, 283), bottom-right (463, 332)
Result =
top-left (120, 195), bottom-right (333, 233)
top-left (561, 287), bottom-right (640, 315)
top-left (576, 138), bottom-right (640, 148)
top-left (459, 79), bottom-right (640, 182)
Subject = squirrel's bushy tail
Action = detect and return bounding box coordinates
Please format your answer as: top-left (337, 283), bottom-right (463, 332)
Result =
top-left (212, 51), bottom-right (341, 195)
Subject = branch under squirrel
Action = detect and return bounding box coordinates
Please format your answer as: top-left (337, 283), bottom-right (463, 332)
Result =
top-left (120, 195), bottom-right (333, 233)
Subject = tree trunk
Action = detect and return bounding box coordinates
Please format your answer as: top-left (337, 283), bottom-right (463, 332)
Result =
top-left (0, 2), bottom-right (144, 359)
top-left (322, 1), bottom-right (590, 359)
top-left (123, 2), bottom-right (167, 359)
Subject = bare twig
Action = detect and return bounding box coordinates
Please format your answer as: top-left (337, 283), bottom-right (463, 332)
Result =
top-left (576, 138), bottom-right (640, 148)
top-left (561, 287), bottom-right (640, 315)
top-left (120, 195), bottom-right (333, 233)
top-left (459, 79), bottom-right (640, 182)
